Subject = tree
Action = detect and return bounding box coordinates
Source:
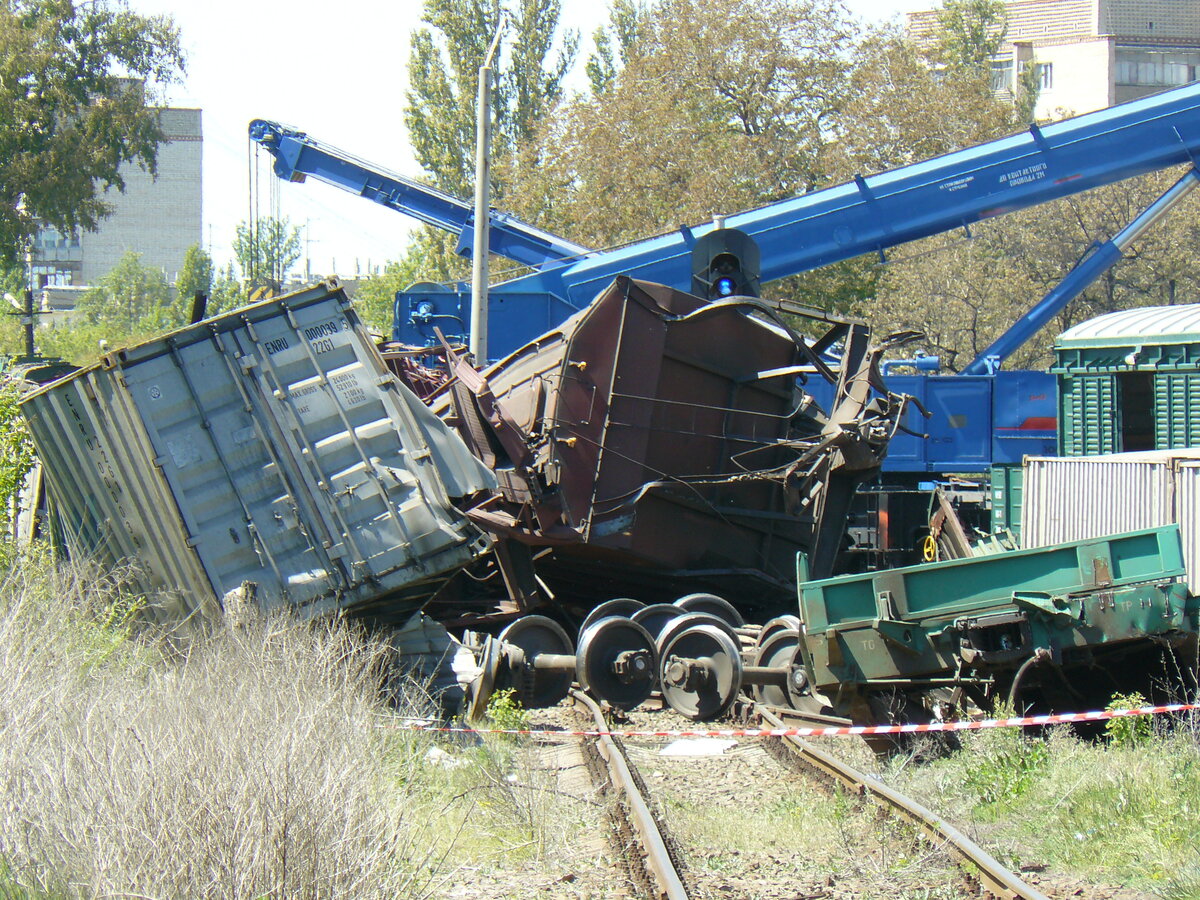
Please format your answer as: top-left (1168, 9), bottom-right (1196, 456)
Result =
top-left (935, 0), bottom-right (1007, 73)
top-left (0, 1), bottom-right (185, 266)
top-left (234, 217), bottom-right (301, 286)
top-left (585, 0), bottom-right (648, 95)
top-left (405, 0), bottom-right (579, 198)
top-left (72, 251), bottom-right (175, 335)
top-left (505, 0), bottom-right (857, 253)
top-left (207, 262), bottom-right (244, 316)
top-left (398, 0), bottom-right (580, 288)
top-left (176, 243), bottom-right (213, 301)
top-left (822, 26), bottom-right (1016, 181)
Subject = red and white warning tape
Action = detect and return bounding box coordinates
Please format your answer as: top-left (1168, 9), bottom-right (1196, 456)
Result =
top-left (382, 702), bottom-right (1200, 739)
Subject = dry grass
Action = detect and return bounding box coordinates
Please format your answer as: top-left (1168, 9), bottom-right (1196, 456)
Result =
top-left (0, 550), bottom-right (448, 899)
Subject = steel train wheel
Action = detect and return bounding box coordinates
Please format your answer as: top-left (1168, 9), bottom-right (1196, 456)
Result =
top-left (655, 612), bottom-right (739, 656)
top-left (499, 615), bottom-right (575, 708)
top-left (658, 623), bottom-right (743, 720)
top-left (758, 615), bottom-right (801, 648)
top-left (579, 598), bottom-right (645, 635)
top-left (630, 603), bottom-right (686, 641)
top-left (673, 592), bottom-right (745, 629)
top-left (751, 628), bottom-right (803, 709)
top-left (576, 617), bottom-right (658, 710)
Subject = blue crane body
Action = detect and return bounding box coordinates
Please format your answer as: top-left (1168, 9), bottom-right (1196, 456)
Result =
top-left (251, 81), bottom-right (1200, 478)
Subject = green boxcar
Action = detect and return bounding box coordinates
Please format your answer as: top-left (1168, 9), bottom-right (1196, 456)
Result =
top-left (1054, 305), bottom-right (1200, 456)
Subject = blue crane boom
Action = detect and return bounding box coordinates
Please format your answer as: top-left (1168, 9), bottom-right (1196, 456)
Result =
top-left (253, 83), bottom-right (1200, 363)
top-left (487, 82), bottom-right (1200, 333)
top-left (247, 119), bottom-right (591, 270)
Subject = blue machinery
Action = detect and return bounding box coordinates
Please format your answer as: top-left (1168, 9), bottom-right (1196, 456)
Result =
top-left (251, 82), bottom-right (1200, 477)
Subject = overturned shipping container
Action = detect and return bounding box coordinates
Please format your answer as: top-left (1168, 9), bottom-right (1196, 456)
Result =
top-left (21, 281), bottom-right (495, 624)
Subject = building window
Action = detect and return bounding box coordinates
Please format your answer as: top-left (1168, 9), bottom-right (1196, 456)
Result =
top-left (991, 57), bottom-right (1013, 91)
top-left (1115, 48), bottom-right (1200, 87)
top-left (1039, 62), bottom-right (1053, 90)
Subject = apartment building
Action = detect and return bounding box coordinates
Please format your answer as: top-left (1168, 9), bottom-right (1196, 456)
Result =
top-left (32, 106), bottom-right (203, 290)
top-left (908, 0), bottom-right (1200, 118)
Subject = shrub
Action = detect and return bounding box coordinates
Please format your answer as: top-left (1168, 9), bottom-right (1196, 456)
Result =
top-left (1105, 691), bottom-right (1153, 749)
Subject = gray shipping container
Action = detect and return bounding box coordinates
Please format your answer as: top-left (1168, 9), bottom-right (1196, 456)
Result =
top-left (1022, 449), bottom-right (1200, 593)
top-left (21, 280), bottom-right (495, 624)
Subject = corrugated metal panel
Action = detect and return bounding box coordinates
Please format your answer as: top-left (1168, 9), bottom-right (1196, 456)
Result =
top-left (1056, 303), bottom-right (1200, 348)
top-left (1023, 450), bottom-right (1200, 593)
top-left (22, 281), bottom-right (494, 623)
top-left (1061, 375), bottom-right (1118, 455)
top-left (1154, 373), bottom-right (1200, 449)
top-left (990, 464), bottom-right (1023, 539)
top-left (1023, 456), bottom-right (1174, 549)
top-left (1178, 462), bottom-right (1200, 595)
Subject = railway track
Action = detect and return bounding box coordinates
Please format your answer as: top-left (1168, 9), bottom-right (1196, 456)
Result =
top-left (569, 689), bottom-right (689, 900)
top-left (749, 703), bottom-right (1051, 900)
top-left (538, 696), bottom-right (1053, 900)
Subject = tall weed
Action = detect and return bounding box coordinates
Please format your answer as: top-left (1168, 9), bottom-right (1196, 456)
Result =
top-left (0, 551), bottom-right (443, 899)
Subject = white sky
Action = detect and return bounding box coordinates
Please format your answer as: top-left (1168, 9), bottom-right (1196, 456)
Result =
top-left (129, 0), bottom-right (934, 278)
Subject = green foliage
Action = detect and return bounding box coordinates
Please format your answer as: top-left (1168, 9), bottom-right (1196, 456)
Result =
top-left (0, 0), bottom-right (185, 266)
top-left (206, 261), bottom-right (245, 316)
top-left (960, 716), bottom-right (1049, 807)
top-left (1015, 59), bottom-right (1043, 124)
top-left (935, 0), bottom-right (1007, 73)
top-left (1105, 691), bottom-right (1153, 749)
top-left (405, 0), bottom-right (578, 199)
top-left (353, 258), bottom-right (422, 335)
top-left (0, 376), bottom-right (36, 536)
top-left (73, 251), bottom-right (176, 333)
top-left (585, 0), bottom-right (647, 95)
top-left (175, 243), bottom-right (213, 303)
top-left (234, 216), bottom-right (301, 285)
top-left (485, 688), bottom-right (529, 733)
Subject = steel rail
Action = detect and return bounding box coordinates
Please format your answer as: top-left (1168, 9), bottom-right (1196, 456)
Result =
top-left (570, 689), bottom-right (690, 900)
top-left (755, 704), bottom-right (1050, 900)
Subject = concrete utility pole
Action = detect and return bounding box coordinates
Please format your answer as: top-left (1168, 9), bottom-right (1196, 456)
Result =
top-left (470, 25), bottom-right (504, 364)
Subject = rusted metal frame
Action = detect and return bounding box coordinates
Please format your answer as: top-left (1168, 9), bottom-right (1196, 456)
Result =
top-left (584, 287), bottom-right (634, 542)
top-left (809, 322), bottom-right (850, 358)
top-left (653, 293), bottom-right (838, 385)
top-left (241, 314), bottom-right (380, 576)
top-left (930, 486), bottom-right (975, 561)
top-left (572, 689), bottom-right (690, 900)
top-left (655, 344), bottom-right (797, 404)
top-left (212, 329), bottom-right (344, 596)
top-left (441, 335), bottom-right (535, 471)
top-left (756, 705), bottom-right (1050, 900)
top-left (768, 298), bottom-right (868, 328)
top-left (163, 339), bottom-right (288, 590)
top-left (438, 331), bottom-right (567, 534)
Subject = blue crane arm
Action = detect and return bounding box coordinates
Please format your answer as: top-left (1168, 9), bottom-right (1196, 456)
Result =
top-left (960, 165), bottom-right (1200, 374)
top-left (247, 119), bottom-right (592, 270)
top-left (496, 82), bottom-right (1200, 311)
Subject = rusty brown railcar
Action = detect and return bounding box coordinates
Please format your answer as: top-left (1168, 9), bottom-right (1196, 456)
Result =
top-left (429, 277), bottom-right (915, 628)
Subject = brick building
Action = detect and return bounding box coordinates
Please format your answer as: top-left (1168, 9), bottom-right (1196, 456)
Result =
top-left (32, 106), bottom-right (203, 290)
top-left (908, 0), bottom-right (1200, 118)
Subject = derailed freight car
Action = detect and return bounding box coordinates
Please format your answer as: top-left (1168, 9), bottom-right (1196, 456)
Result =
top-left (20, 280), bottom-right (495, 625)
top-left (792, 525), bottom-right (1198, 723)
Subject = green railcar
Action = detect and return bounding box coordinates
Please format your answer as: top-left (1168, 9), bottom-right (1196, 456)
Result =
top-left (796, 526), bottom-right (1197, 721)
top-left (1054, 305), bottom-right (1200, 456)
